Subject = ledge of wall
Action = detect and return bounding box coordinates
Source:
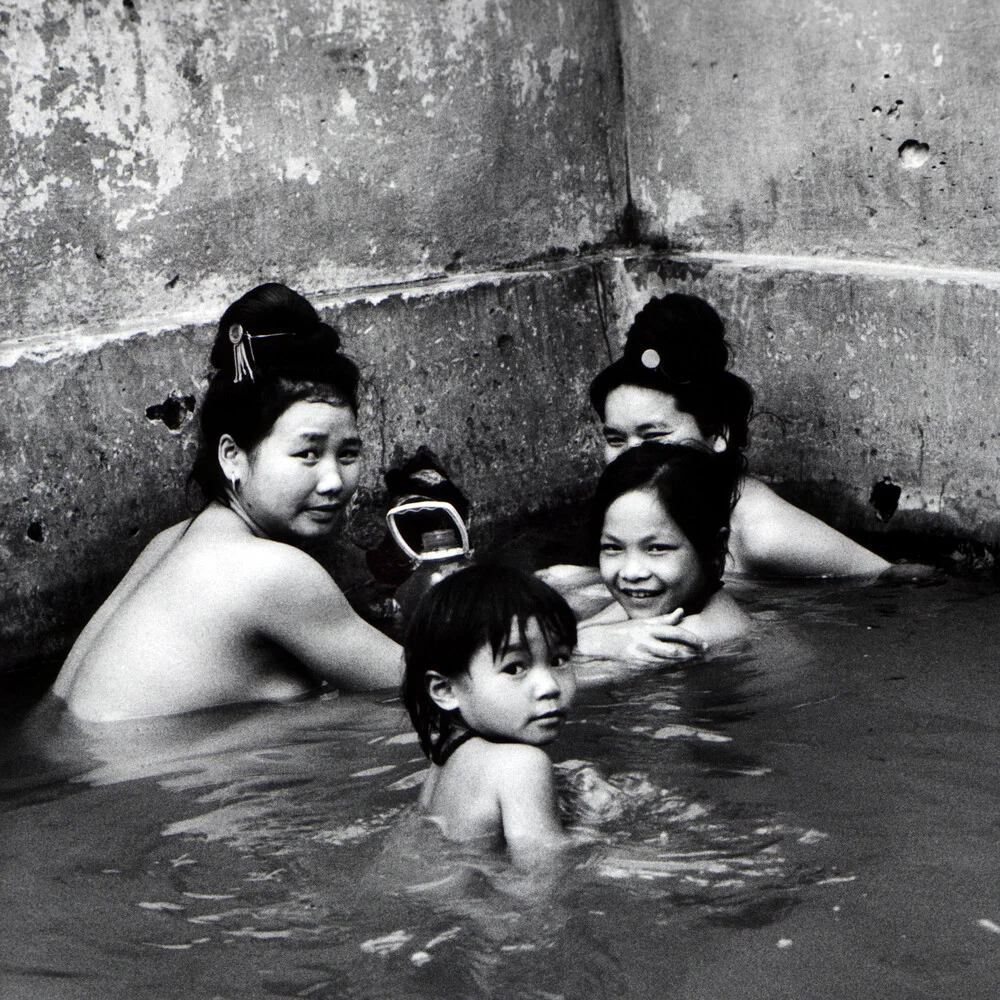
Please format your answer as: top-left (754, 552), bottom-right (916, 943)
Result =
top-left (0, 261), bottom-right (611, 674)
top-left (600, 251), bottom-right (1000, 550)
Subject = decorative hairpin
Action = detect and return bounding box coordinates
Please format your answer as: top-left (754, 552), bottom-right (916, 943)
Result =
top-left (228, 324), bottom-right (293, 383)
top-left (640, 348), bottom-right (660, 369)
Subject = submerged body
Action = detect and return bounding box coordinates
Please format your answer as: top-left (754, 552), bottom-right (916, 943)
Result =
top-left (401, 568), bottom-right (579, 869)
top-left (52, 284), bottom-right (403, 723)
top-left (53, 503), bottom-right (401, 721)
top-left (417, 736), bottom-right (567, 865)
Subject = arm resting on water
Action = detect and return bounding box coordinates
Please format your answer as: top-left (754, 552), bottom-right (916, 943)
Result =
top-left (729, 478), bottom-right (890, 578)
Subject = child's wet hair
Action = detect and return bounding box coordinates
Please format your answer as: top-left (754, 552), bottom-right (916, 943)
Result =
top-left (191, 283), bottom-right (361, 504)
top-left (592, 441), bottom-right (740, 592)
top-left (589, 293), bottom-right (755, 455)
top-left (401, 563), bottom-right (577, 764)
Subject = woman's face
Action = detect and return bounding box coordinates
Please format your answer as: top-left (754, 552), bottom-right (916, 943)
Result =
top-left (601, 384), bottom-right (724, 464)
top-left (232, 400), bottom-right (362, 544)
top-left (598, 488), bottom-right (707, 619)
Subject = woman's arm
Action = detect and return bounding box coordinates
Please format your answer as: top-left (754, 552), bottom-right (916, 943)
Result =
top-left (252, 545), bottom-right (403, 690)
top-left (675, 590), bottom-right (750, 647)
top-left (729, 477), bottom-right (890, 578)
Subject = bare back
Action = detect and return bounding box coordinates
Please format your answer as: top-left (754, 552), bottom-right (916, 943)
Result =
top-left (417, 737), bottom-right (568, 866)
top-left (53, 503), bottom-right (402, 721)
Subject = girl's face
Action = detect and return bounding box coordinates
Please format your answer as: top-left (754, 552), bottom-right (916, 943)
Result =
top-left (599, 488), bottom-right (707, 619)
top-left (447, 617), bottom-right (576, 746)
top-left (231, 400), bottom-right (362, 544)
top-left (601, 384), bottom-right (725, 464)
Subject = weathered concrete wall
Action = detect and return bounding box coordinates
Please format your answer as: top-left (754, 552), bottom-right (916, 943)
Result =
top-left (613, 0), bottom-right (1000, 560)
top-left (598, 252), bottom-right (1000, 550)
top-left (0, 0), bottom-right (627, 674)
top-left (0, 263), bottom-right (610, 671)
top-left (0, 0), bottom-right (626, 363)
top-left (619, 0), bottom-right (1000, 264)
top-left (6, 0), bottom-right (1000, 680)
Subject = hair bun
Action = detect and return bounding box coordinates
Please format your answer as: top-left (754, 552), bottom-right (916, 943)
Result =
top-left (623, 294), bottom-right (729, 384)
top-left (210, 283), bottom-right (343, 375)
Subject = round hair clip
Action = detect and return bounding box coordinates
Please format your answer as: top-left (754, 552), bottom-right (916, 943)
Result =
top-left (640, 348), bottom-right (660, 369)
top-left (228, 323), bottom-right (245, 345)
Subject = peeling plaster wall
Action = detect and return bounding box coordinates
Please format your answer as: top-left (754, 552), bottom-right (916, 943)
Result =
top-left (619, 0), bottom-right (1000, 261)
top-left (5, 0), bottom-right (1000, 679)
top-left (0, 0), bottom-right (627, 674)
top-left (0, 0), bottom-right (626, 360)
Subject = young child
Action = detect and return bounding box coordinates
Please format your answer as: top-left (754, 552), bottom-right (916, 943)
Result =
top-left (579, 441), bottom-right (750, 661)
top-left (401, 564), bottom-right (578, 869)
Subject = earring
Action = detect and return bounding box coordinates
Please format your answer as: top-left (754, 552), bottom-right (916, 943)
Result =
top-left (227, 471), bottom-right (239, 493)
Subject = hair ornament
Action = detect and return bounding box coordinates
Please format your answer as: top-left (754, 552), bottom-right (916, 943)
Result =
top-left (640, 348), bottom-right (660, 369)
top-left (228, 323), bottom-right (293, 383)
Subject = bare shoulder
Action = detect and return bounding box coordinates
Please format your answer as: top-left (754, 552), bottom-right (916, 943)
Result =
top-left (200, 534), bottom-right (334, 589)
top-left (477, 742), bottom-right (555, 784)
top-left (733, 476), bottom-right (791, 520)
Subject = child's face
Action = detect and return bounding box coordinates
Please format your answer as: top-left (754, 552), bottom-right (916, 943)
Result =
top-left (601, 384), bottom-right (724, 464)
top-left (233, 400), bottom-right (362, 544)
top-left (599, 488), bottom-right (707, 619)
top-left (449, 617), bottom-right (576, 746)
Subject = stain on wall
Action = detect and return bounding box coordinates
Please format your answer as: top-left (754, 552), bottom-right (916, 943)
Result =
top-left (0, 0), bottom-right (627, 358)
top-left (619, 0), bottom-right (1000, 267)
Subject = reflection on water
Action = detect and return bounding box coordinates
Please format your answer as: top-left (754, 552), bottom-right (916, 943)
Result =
top-left (1, 576), bottom-right (999, 999)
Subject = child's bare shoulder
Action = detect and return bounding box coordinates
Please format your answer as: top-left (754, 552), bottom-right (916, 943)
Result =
top-left (466, 740), bottom-right (554, 785)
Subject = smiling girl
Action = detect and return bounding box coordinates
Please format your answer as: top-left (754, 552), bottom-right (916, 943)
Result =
top-left (581, 442), bottom-right (749, 660)
top-left (52, 284), bottom-right (402, 722)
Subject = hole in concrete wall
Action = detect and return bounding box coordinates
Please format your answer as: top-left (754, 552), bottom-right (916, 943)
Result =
top-left (122, 0), bottom-right (140, 23)
top-left (496, 334), bottom-right (513, 354)
top-left (898, 140), bottom-right (930, 169)
top-left (870, 478), bottom-right (902, 522)
top-left (165, 274), bottom-right (180, 289)
top-left (444, 250), bottom-right (463, 274)
top-left (27, 520), bottom-right (45, 543)
top-left (146, 393), bottom-right (195, 432)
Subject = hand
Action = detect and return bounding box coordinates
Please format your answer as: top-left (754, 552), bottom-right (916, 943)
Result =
top-left (878, 561), bottom-right (943, 584)
top-left (576, 609), bottom-right (706, 665)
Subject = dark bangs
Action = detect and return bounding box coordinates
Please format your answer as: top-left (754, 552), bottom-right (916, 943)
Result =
top-left (401, 564), bottom-right (577, 761)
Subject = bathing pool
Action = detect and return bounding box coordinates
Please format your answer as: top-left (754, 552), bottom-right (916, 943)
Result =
top-left (1, 571), bottom-right (998, 999)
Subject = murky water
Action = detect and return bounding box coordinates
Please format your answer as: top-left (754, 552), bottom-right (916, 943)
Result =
top-left (1, 575), bottom-right (998, 999)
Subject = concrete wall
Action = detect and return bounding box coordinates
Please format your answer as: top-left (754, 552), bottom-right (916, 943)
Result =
top-left (619, 0), bottom-right (1000, 264)
top-left (1, 0), bottom-right (625, 363)
top-left (0, 0), bottom-right (626, 674)
top-left (4, 0), bottom-right (1000, 677)
top-left (614, 0), bottom-right (1000, 553)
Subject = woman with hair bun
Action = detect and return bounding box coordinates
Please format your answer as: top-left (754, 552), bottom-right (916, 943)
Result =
top-left (546, 293), bottom-right (905, 665)
top-left (53, 283), bottom-right (402, 721)
top-left (590, 293), bottom-right (890, 579)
